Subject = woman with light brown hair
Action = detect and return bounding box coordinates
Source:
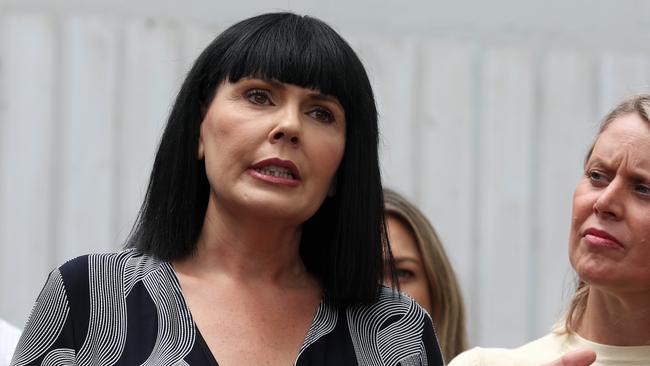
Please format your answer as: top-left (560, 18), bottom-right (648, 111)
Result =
top-left (450, 95), bottom-right (650, 366)
top-left (383, 188), bottom-right (469, 362)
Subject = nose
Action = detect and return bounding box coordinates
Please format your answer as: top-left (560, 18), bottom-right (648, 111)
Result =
top-left (269, 106), bottom-right (301, 146)
top-left (593, 179), bottom-right (624, 220)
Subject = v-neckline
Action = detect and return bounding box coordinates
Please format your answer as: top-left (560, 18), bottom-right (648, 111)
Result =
top-left (164, 261), bottom-right (334, 366)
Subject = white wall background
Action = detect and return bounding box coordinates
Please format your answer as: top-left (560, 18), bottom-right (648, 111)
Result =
top-left (1, 0), bottom-right (650, 350)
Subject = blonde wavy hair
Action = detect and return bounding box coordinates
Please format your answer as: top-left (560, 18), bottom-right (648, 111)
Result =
top-left (564, 94), bottom-right (650, 333)
top-left (384, 188), bottom-right (468, 360)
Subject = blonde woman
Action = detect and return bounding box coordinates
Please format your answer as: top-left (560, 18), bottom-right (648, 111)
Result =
top-left (383, 188), bottom-right (469, 361)
top-left (450, 95), bottom-right (650, 366)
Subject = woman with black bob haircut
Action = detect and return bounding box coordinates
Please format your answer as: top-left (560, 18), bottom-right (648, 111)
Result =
top-left (12, 12), bottom-right (442, 366)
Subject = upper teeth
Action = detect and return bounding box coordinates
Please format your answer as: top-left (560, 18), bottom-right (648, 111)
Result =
top-left (255, 165), bottom-right (295, 179)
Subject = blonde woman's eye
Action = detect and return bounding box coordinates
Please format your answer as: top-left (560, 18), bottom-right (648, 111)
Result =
top-left (245, 89), bottom-right (273, 105)
top-left (634, 184), bottom-right (650, 196)
top-left (587, 170), bottom-right (608, 186)
top-left (308, 107), bottom-right (335, 123)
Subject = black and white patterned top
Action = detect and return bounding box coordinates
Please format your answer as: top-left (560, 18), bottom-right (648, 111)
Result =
top-left (11, 250), bottom-right (443, 366)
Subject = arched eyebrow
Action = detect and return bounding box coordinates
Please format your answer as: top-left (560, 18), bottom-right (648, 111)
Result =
top-left (392, 257), bottom-right (421, 266)
top-left (256, 77), bottom-right (343, 107)
top-left (308, 92), bottom-right (340, 105)
top-left (259, 78), bottom-right (285, 89)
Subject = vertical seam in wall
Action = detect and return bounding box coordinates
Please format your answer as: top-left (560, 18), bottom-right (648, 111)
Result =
top-left (412, 41), bottom-right (423, 202)
top-left (0, 14), bottom-right (7, 298)
top-left (113, 19), bottom-right (127, 247)
top-left (595, 52), bottom-right (605, 120)
top-left (645, 55), bottom-right (650, 99)
top-left (50, 15), bottom-right (65, 265)
top-left (528, 46), bottom-right (544, 341)
top-left (468, 42), bottom-right (484, 346)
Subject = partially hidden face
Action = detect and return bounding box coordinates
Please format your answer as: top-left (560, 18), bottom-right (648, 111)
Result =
top-left (198, 78), bottom-right (346, 224)
top-left (385, 216), bottom-right (433, 315)
top-left (569, 113), bottom-right (650, 295)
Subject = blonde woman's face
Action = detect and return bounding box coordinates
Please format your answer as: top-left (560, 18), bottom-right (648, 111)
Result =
top-left (569, 114), bottom-right (650, 294)
top-left (384, 216), bottom-right (433, 315)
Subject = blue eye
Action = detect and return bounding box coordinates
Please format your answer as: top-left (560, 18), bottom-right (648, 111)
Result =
top-left (634, 184), bottom-right (650, 196)
top-left (587, 170), bottom-right (609, 186)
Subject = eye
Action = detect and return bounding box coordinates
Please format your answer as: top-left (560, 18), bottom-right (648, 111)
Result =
top-left (245, 89), bottom-right (273, 106)
top-left (307, 107), bottom-right (335, 123)
top-left (587, 170), bottom-right (609, 186)
top-left (634, 183), bottom-right (650, 196)
top-left (395, 269), bottom-right (415, 281)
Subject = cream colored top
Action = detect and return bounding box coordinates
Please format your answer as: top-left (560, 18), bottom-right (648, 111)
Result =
top-left (448, 330), bottom-right (650, 366)
top-left (0, 318), bottom-right (21, 366)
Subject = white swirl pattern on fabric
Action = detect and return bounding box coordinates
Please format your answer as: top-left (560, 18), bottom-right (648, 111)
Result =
top-left (294, 299), bottom-right (338, 363)
top-left (11, 250), bottom-right (442, 365)
top-left (347, 289), bottom-right (427, 366)
top-left (76, 253), bottom-right (130, 366)
top-left (12, 270), bottom-right (70, 366)
top-left (138, 264), bottom-right (195, 366)
top-left (42, 348), bottom-right (76, 365)
top-left (123, 253), bottom-right (161, 296)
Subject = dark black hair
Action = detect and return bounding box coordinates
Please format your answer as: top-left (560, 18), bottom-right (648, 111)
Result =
top-left (127, 12), bottom-right (392, 306)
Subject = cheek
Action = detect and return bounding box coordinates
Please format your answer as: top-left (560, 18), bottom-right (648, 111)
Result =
top-left (569, 185), bottom-right (593, 234)
top-left (630, 210), bottom-right (650, 250)
top-left (401, 279), bottom-right (427, 300)
top-left (202, 116), bottom-right (259, 160)
top-left (327, 136), bottom-right (346, 169)
top-left (569, 186), bottom-right (591, 264)
top-left (308, 131), bottom-right (345, 178)
top-left (404, 280), bottom-right (432, 313)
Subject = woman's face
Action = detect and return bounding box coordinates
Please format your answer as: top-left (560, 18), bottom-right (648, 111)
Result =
top-left (569, 113), bottom-right (650, 295)
top-left (385, 216), bottom-right (433, 315)
top-left (198, 78), bottom-right (346, 224)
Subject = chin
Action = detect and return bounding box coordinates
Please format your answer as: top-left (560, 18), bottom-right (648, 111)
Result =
top-left (251, 199), bottom-right (319, 223)
top-left (575, 261), bottom-right (623, 289)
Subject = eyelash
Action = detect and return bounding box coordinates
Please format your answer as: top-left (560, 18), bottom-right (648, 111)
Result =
top-left (395, 269), bottom-right (415, 280)
top-left (634, 184), bottom-right (650, 196)
top-left (587, 170), bottom-right (609, 185)
top-left (245, 89), bottom-right (273, 105)
top-left (308, 107), bottom-right (336, 123)
top-left (244, 89), bottom-right (336, 123)
top-left (587, 169), bottom-right (650, 197)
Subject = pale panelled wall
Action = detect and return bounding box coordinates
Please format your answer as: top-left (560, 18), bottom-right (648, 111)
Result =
top-left (478, 47), bottom-right (535, 346)
top-left (57, 17), bottom-right (118, 264)
top-left (536, 50), bottom-right (597, 336)
top-left (599, 53), bottom-right (650, 116)
top-left (0, 14), bottom-right (218, 328)
top-left (353, 39), bottom-right (418, 197)
top-left (1, 13), bottom-right (650, 350)
top-left (416, 43), bottom-right (477, 341)
top-left (0, 15), bottom-right (57, 331)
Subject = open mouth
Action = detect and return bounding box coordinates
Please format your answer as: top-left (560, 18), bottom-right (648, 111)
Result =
top-left (254, 165), bottom-right (296, 180)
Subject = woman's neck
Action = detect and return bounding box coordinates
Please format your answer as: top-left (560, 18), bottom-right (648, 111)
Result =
top-left (578, 287), bottom-right (650, 346)
top-left (174, 194), bottom-right (309, 287)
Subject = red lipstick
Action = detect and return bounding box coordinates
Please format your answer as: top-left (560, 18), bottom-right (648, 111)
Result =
top-left (248, 158), bottom-right (301, 186)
